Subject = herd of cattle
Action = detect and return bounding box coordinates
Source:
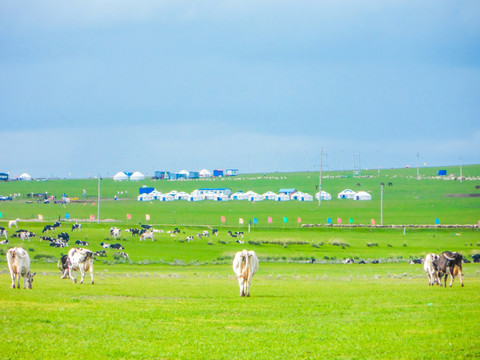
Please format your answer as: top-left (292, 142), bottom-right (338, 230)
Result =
top-left (1, 220), bottom-right (478, 295)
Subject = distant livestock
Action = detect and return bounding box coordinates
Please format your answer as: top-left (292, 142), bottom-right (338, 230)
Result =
top-left (435, 251), bottom-right (464, 287)
top-left (8, 219), bottom-right (20, 228)
top-left (6, 247), bottom-right (35, 289)
top-left (139, 231), bottom-right (154, 241)
top-left (343, 258), bottom-right (354, 264)
top-left (0, 227), bottom-right (7, 240)
top-left (75, 240), bottom-right (89, 246)
top-left (110, 227), bottom-right (121, 239)
top-left (423, 253), bottom-right (441, 286)
top-left (71, 224), bottom-right (82, 231)
top-left (473, 254), bottom-right (480, 263)
top-left (126, 228), bottom-right (140, 236)
top-left (42, 225), bottom-right (56, 233)
top-left (232, 249), bottom-right (259, 297)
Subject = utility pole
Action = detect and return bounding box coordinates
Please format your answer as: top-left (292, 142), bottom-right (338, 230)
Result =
top-left (380, 184), bottom-right (384, 226)
top-left (318, 148), bottom-right (323, 206)
top-left (416, 153), bottom-right (420, 179)
top-left (97, 174), bottom-right (101, 224)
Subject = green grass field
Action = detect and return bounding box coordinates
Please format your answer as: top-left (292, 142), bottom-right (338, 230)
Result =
top-left (0, 165), bottom-right (479, 359)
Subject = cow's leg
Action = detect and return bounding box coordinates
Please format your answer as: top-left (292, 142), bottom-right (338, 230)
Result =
top-left (237, 277), bottom-right (245, 296)
top-left (89, 264), bottom-right (94, 284)
top-left (457, 267), bottom-right (464, 287)
top-left (10, 272), bottom-right (16, 289)
top-left (79, 265), bottom-right (85, 284)
top-left (17, 274), bottom-right (22, 289)
top-left (69, 268), bottom-right (77, 284)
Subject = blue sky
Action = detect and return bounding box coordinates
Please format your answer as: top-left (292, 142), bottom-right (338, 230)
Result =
top-left (1, 1), bottom-right (479, 178)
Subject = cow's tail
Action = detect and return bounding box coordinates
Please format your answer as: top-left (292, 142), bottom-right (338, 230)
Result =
top-left (236, 251), bottom-right (250, 279)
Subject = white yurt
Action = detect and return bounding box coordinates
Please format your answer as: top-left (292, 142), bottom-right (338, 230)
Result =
top-left (178, 170), bottom-right (190, 178)
top-left (175, 191), bottom-right (190, 200)
top-left (231, 191), bottom-right (248, 200)
top-left (338, 189), bottom-right (356, 199)
top-left (199, 169), bottom-right (212, 178)
top-left (248, 194), bottom-right (265, 202)
top-left (159, 194), bottom-right (175, 202)
top-left (214, 194), bottom-right (231, 201)
top-left (291, 191), bottom-right (304, 200)
top-left (315, 191), bottom-right (332, 201)
top-left (188, 194), bottom-right (204, 201)
top-left (18, 173), bottom-right (32, 181)
top-left (276, 194), bottom-right (290, 201)
top-left (297, 192), bottom-right (313, 201)
top-left (354, 191), bottom-right (372, 201)
top-left (137, 193), bottom-right (154, 201)
top-left (262, 191), bottom-right (277, 200)
top-left (130, 171), bottom-right (145, 181)
top-left (151, 190), bottom-right (163, 200)
top-left (113, 172), bottom-right (128, 181)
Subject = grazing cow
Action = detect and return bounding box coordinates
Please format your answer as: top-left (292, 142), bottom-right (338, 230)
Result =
top-left (0, 239), bottom-right (8, 245)
top-left (371, 260), bottom-right (379, 264)
top-left (409, 258), bottom-right (423, 264)
top-left (100, 242), bottom-right (111, 249)
top-left (8, 219), bottom-right (20, 228)
top-left (423, 253), bottom-right (441, 286)
top-left (110, 227), bottom-right (121, 239)
top-left (173, 227), bottom-right (180, 234)
top-left (113, 252), bottom-right (129, 259)
top-left (42, 225), bottom-right (56, 233)
top-left (6, 247), bottom-right (35, 289)
top-left (228, 231), bottom-right (238, 238)
top-left (75, 240), bottom-right (89, 246)
top-left (236, 239), bottom-right (245, 244)
top-left (0, 228), bottom-right (7, 240)
top-left (71, 223), bottom-right (82, 231)
top-left (57, 254), bottom-right (69, 278)
top-left (94, 250), bottom-right (107, 257)
top-left (343, 258), bottom-right (354, 264)
top-left (186, 236), bottom-right (194, 242)
top-left (62, 247), bottom-right (94, 284)
top-left (202, 230), bottom-right (210, 237)
top-left (40, 236), bottom-right (55, 242)
top-left (196, 233), bottom-right (203, 239)
top-left (110, 243), bottom-right (124, 250)
top-left (358, 260), bottom-right (366, 264)
top-left (356, 183), bottom-right (361, 187)
top-left (15, 231), bottom-right (35, 242)
top-left (139, 231), bottom-right (154, 241)
top-left (232, 249), bottom-right (259, 297)
top-left (141, 224), bottom-right (152, 230)
top-left (388, 182), bottom-right (393, 186)
top-left (435, 251), bottom-right (464, 287)
top-left (53, 221), bottom-right (61, 228)
top-left (50, 240), bottom-right (68, 248)
top-left (212, 229), bottom-right (218, 236)
top-left (472, 254), bottom-right (480, 263)
top-left (126, 228), bottom-right (140, 236)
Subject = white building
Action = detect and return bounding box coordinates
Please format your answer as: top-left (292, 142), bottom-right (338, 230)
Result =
top-left (130, 171), bottom-right (145, 181)
top-left (338, 189), bottom-right (357, 199)
top-left (354, 191), bottom-right (372, 201)
top-left (113, 172), bottom-right (129, 181)
top-left (315, 191), bottom-right (332, 201)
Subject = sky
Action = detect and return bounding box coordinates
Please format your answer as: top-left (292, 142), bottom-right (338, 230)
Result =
top-left (1, 1), bottom-right (479, 178)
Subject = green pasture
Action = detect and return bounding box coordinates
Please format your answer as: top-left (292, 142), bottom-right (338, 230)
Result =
top-left (1, 263), bottom-right (480, 359)
top-left (0, 165), bottom-right (479, 226)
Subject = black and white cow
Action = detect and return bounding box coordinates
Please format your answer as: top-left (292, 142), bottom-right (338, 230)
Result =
top-left (71, 224), bottom-right (82, 231)
top-left (0, 227), bottom-right (7, 240)
top-left (435, 251), bottom-right (464, 287)
top-left (110, 243), bottom-right (124, 250)
top-left (212, 229), bottom-right (218, 236)
top-left (472, 254), bottom-right (480, 263)
top-left (57, 232), bottom-right (69, 241)
top-left (75, 240), bottom-right (89, 246)
top-left (110, 227), bottom-right (121, 239)
top-left (125, 228), bottom-right (140, 236)
top-left (42, 225), bottom-right (56, 233)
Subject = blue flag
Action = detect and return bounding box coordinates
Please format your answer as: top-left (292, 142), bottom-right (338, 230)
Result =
top-left (327, 217), bottom-right (332, 224)
top-left (65, 213), bottom-right (70, 219)
top-left (253, 218), bottom-right (258, 224)
top-left (435, 218), bottom-right (440, 224)
top-left (283, 217), bottom-right (288, 223)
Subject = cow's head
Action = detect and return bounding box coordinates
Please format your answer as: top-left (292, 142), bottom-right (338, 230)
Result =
top-left (26, 272), bottom-right (36, 289)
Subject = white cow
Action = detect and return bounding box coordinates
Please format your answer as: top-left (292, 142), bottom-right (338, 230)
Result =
top-left (424, 253), bottom-right (441, 286)
top-left (6, 247), bottom-right (35, 289)
top-left (64, 247), bottom-right (94, 284)
top-left (110, 227), bottom-right (121, 239)
top-left (139, 230), bottom-right (154, 241)
top-left (8, 219), bottom-right (20, 229)
top-left (232, 249), bottom-right (259, 297)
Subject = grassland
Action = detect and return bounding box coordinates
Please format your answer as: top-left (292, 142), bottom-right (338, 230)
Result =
top-left (0, 165), bottom-right (479, 359)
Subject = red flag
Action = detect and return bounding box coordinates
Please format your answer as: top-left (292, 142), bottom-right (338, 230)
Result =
top-left (371, 218), bottom-right (375, 225)
top-left (90, 215), bottom-right (95, 220)
top-left (221, 216), bottom-right (226, 222)
top-left (337, 217), bottom-right (342, 224)
top-left (127, 214), bottom-right (132, 220)
top-left (146, 214), bottom-right (150, 221)
top-left (268, 217), bottom-right (272, 223)
top-left (297, 217), bottom-right (301, 223)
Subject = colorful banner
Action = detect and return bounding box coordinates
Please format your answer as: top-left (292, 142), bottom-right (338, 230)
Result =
top-left (371, 218), bottom-right (375, 225)
top-left (349, 218), bottom-right (353, 224)
top-left (146, 214), bottom-right (150, 221)
top-left (92, 202), bottom-right (95, 206)
top-left (38, 214), bottom-right (43, 220)
top-left (327, 218), bottom-right (332, 224)
top-left (239, 218), bottom-right (244, 224)
top-left (65, 213), bottom-right (70, 219)
top-left (337, 217), bottom-right (342, 224)
top-left (0, 212), bottom-right (3, 218)
top-left (297, 217), bottom-right (301, 223)
top-left (90, 215), bottom-right (95, 220)
top-left (435, 218), bottom-right (440, 225)
top-left (253, 218), bottom-right (258, 224)
top-left (127, 214), bottom-right (132, 220)
top-left (221, 216), bottom-right (226, 223)
top-left (283, 217), bottom-right (288, 223)
top-left (268, 217), bottom-right (272, 223)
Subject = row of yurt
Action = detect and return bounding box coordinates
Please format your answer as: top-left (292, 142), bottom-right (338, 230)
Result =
top-left (114, 171), bottom-right (145, 181)
top-left (337, 189), bottom-right (372, 201)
